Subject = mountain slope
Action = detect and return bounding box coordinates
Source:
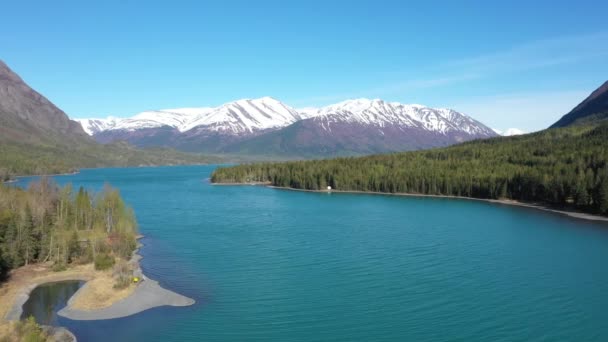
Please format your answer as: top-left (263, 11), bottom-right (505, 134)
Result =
top-left (211, 84), bottom-right (608, 217)
top-left (0, 60), bottom-right (218, 177)
top-left (551, 81), bottom-right (608, 128)
top-left (222, 99), bottom-right (496, 157)
top-left (224, 106), bottom-right (496, 158)
top-left (303, 99), bottom-right (494, 136)
top-left (79, 98), bottom-right (497, 158)
top-left (0, 60), bottom-right (89, 145)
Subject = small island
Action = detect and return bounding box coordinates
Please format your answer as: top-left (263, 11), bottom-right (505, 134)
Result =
top-left (0, 178), bottom-right (194, 340)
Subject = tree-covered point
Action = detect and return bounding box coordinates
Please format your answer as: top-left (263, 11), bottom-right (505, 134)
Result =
top-left (0, 178), bottom-right (138, 279)
top-left (212, 123), bottom-right (608, 216)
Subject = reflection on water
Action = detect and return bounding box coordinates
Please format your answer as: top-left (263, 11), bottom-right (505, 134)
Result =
top-left (21, 280), bottom-right (84, 325)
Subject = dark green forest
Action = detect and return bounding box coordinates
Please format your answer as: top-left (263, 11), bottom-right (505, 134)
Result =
top-left (212, 123), bottom-right (608, 216)
top-left (0, 178), bottom-right (138, 279)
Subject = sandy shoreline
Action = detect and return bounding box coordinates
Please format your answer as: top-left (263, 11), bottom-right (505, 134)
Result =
top-left (1, 239), bottom-right (194, 325)
top-left (58, 240), bottom-right (195, 321)
top-left (213, 182), bottom-right (608, 223)
top-left (4, 274), bottom-right (91, 321)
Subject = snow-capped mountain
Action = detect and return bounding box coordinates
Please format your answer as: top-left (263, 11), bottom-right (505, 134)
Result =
top-left (77, 118), bottom-right (118, 135)
top-left (302, 98), bottom-right (496, 136)
top-left (76, 97), bottom-right (498, 157)
top-left (77, 97), bottom-right (302, 136)
top-left (221, 99), bottom-right (497, 157)
top-left (181, 97), bottom-right (306, 133)
top-left (503, 128), bottom-right (526, 136)
top-left (493, 128), bottom-right (526, 136)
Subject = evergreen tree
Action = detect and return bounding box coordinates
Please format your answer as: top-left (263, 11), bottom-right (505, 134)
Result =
top-left (598, 176), bottom-right (608, 214)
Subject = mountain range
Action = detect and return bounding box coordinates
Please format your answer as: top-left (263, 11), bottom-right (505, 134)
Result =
top-left (77, 97), bottom-right (499, 158)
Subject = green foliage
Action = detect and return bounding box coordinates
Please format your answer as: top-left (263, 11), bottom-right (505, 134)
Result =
top-left (0, 178), bottom-right (138, 277)
top-left (212, 123), bottom-right (608, 216)
top-left (15, 316), bottom-right (47, 342)
top-left (0, 247), bottom-right (8, 280)
top-left (94, 253), bottom-right (115, 271)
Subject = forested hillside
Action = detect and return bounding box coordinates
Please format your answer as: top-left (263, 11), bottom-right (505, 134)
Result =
top-left (0, 141), bottom-right (220, 178)
top-left (212, 123), bottom-right (608, 216)
top-left (0, 178), bottom-right (138, 279)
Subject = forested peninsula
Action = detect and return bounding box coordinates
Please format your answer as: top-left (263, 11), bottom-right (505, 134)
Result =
top-left (212, 123), bottom-right (608, 216)
top-left (0, 178), bottom-right (137, 281)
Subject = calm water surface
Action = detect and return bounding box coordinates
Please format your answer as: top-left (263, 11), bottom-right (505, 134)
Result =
top-left (21, 281), bottom-right (83, 325)
top-left (16, 165), bottom-right (608, 341)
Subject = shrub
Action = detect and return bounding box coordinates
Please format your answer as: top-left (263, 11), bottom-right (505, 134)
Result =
top-left (94, 253), bottom-right (115, 271)
top-left (112, 260), bottom-right (133, 289)
top-left (15, 317), bottom-right (47, 342)
top-left (73, 248), bottom-right (93, 265)
top-left (113, 275), bottom-right (132, 290)
top-left (51, 263), bottom-right (67, 272)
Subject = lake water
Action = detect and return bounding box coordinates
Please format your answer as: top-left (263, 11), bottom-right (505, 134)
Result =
top-left (15, 165), bottom-right (608, 341)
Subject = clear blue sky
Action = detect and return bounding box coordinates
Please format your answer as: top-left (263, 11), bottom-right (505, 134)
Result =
top-left (1, 0), bottom-right (607, 132)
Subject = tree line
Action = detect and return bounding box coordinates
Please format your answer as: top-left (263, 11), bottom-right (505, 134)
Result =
top-left (212, 123), bottom-right (608, 216)
top-left (0, 178), bottom-right (138, 279)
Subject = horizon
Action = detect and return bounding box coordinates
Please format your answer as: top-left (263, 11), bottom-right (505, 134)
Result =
top-left (2, 1), bottom-right (607, 132)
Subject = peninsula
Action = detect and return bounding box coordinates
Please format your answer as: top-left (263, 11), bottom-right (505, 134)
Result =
top-left (0, 178), bottom-right (194, 339)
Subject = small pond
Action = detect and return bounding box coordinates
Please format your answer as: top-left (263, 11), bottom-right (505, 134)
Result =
top-left (21, 280), bottom-right (84, 325)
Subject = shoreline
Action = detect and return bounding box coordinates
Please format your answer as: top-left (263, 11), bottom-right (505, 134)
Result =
top-left (57, 239), bottom-right (195, 321)
top-left (1, 171), bottom-right (80, 185)
top-left (12, 162), bottom-right (228, 181)
top-left (1, 238), bottom-right (195, 325)
top-left (14, 170), bottom-right (80, 179)
top-left (211, 181), bottom-right (271, 186)
top-left (4, 275), bottom-right (91, 322)
top-left (213, 182), bottom-right (608, 223)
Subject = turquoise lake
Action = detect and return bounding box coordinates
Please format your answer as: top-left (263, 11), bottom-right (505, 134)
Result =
top-left (15, 165), bottom-right (608, 341)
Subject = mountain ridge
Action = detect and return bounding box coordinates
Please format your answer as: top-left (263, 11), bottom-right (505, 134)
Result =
top-left (0, 60), bottom-right (89, 144)
top-left (76, 97), bottom-right (498, 158)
